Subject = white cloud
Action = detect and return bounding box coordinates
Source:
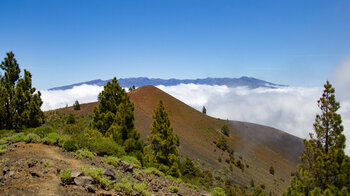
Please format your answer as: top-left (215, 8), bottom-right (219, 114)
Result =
top-left (158, 84), bottom-right (321, 139)
top-left (332, 56), bottom-right (350, 154)
top-left (40, 84), bottom-right (103, 111)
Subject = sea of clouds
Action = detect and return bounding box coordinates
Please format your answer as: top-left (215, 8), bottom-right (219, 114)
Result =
top-left (40, 57), bottom-right (350, 154)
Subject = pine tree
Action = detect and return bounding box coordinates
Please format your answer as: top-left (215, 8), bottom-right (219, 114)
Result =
top-left (106, 93), bottom-right (143, 154)
top-left (73, 100), bottom-right (80, 110)
top-left (91, 77), bottom-right (125, 135)
top-left (148, 100), bottom-right (181, 177)
top-left (92, 77), bottom-right (144, 158)
top-left (285, 81), bottom-right (350, 195)
top-left (202, 106), bottom-right (206, 114)
top-left (0, 52), bottom-right (44, 130)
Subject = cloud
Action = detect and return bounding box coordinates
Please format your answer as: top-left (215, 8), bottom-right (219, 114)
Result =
top-left (157, 84), bottom-right (321, 138)
top-left (157, 83), bottom-right (350, 154)
top-left (40, 84), bottom-right (103, 111)
top-left (332, 56), bottom-right (350, 154)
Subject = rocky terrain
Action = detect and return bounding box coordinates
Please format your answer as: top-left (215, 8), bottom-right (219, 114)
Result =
top-left (0, 141), bottom-right (208, 196)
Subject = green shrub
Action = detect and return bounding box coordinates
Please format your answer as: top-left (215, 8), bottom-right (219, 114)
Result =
top-left (0, 137), bottom-right (10, 145)
top-left (144, 167), bottom-right (164, 176)
top-left (133, 182), bottom-right (147, 193)
top-left (211, 187), bottom-right (226, 196)
top-left (66, 114), bottom-right (76, 124)
top-left (60, 169), bottom-right (72, 184)
top-left (0, 144), bottom-right (8, 155)
top-left (42, 132), bottom-right (60, 145)
top-left (120, 155), bottom-right (141, 168)
top-left (10, 132), bottom-right (26, 142)
top-left (63, 124), bottom-right (83, 135)
top-left (58, 136), bottom-right (67, 147)
top-left (92, 137), bottom-right (125, 156)
top-left (113, 182), bottom-right (133, 194)
top-left (269, 166), bottom-right (275, 175)
top-left (24, 133), bottom-right (41, 143)
top-left (75, 148), bottom-right (94, 159)
top-left (221, 124), bottom-right (230, 136)
top-left (102, 156), bottom-right (120, 168)
top-left (63, 139), bottom-right (78, 152)
top-left (169, 186), bottom-right (179, 193)
top-left (216, 136), bottom-right (228, 151)
top-left (250, 179), bottom-right (255, 187)
top-left (81, 166), bottom-right (110, 189)
top-left (34, 127), bottom-right (54, 138)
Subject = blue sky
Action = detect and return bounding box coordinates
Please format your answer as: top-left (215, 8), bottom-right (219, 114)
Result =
top-left (0, 0), bottom-right (349, 90)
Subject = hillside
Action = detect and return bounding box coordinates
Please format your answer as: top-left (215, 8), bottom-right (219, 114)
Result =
top-left (53, 85), bottom-right (304, 194)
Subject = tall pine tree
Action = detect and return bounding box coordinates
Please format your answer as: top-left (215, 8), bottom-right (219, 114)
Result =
top-left (92, 77), bottom-right (143, 156)
top-left (106, 93), bottom-right (143, 154)
top-left (0, 52), bottom-right (44, 130)
top-left (91, 77), bottom-right (124, 135)
top-left (285, 81), bottom-right (350, 195)
top-left (148, 100), bottom-right (181, 178)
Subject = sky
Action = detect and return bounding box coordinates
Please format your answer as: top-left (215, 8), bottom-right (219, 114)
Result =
top-left (1, 0), bottom-right (350, 90)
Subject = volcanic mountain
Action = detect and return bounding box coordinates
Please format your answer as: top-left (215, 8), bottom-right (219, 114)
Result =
top-left (53, 85), bottom-right (304, 194)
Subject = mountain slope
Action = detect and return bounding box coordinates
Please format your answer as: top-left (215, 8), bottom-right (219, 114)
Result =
top-left (48, 76), bottom-right (285, 90)
top-left (51, 85), bottom-right (303, 194)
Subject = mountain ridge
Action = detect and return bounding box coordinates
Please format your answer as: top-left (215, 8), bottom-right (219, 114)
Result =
top-left (48, 76), bottom-right (286, 91)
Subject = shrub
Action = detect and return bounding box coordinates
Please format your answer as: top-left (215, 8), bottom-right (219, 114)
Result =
top-left (63, 124), bottom-right (83, 135)
top-left (0, 144), bottom-right (8, 155)
top-left (133, 182), bottom-right (147, 193)
top-left (10, 132), bottom-right (26, 142)
top-left (221, 124), bottom-right (230, 136)
top-left (169, 186), bottom-right (179, 193)
top-left (269, 166), bottom-right (275, 175)
top-left (34, 127), bottom-right (54, 138)
top-left (260, 184), bottom-right (265, 190)
top-left (66, 114), bottom-right (76, 124)
top-left (211, 187), bottom-right (226, 196)
top-left (60, 169), bottom-right (72, 184)
top-left (144, 167), bottom-right (164, 176)
top-left (250, 179), bottom-right (255, 187)
top-left (73, 100), bottom-right (80, 110)
top-left (58, 136), bottom-right (67, 147)
top-left (92, 137), bottom-right (125, 156)
top-left (42, 132), bottom-right (60, 145)
top-left (82, 166), bottom-right (110, 189)
top-left (71, 130), bottom-right (125, 156)
top-left (102, 156), bottom-right (120, 168)
top-left (216, 136), bottom-right (228, 151)
top-left (24, 133), bottom-right (41, 143)
top-left (75, 148), bottom-right (94, 159)
top-left (0, 137), bottom-right (10, 145)
top-left (113, 182), bottom-right (133, 194)
top-left (218, 156), bottom-right (222, 162)
top-left (44, 160), bottom-right (50, 167)
top-left (120, 155), bottom-right (141, 168)
top-left (63, 139), bottom-right (78, 152)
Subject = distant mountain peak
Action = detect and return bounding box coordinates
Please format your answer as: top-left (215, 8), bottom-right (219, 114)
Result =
top-left (48, 77), bottom-right (286, 91)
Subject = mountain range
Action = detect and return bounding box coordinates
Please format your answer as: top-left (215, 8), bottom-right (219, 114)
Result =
top-left (48, 76), bottom-right (285, 90)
